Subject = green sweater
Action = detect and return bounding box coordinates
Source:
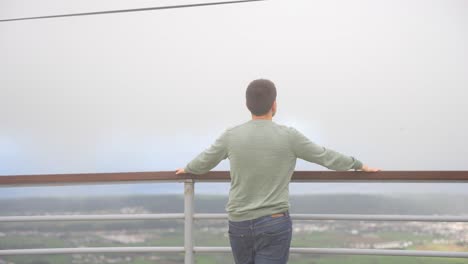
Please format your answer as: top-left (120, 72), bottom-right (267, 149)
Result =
top-left (184, 119), bottom-right (363, 221)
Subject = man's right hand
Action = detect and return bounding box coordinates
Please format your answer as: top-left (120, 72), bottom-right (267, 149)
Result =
top-left (360, 164), bottom-right (380, 172)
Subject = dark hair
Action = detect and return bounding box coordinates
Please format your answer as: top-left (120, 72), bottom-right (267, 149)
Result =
top-left (246, 79), bottom-right (277, 116)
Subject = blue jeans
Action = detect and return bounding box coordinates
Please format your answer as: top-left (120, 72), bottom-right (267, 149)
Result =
top-left (228, 211), bottom-right (292, 264)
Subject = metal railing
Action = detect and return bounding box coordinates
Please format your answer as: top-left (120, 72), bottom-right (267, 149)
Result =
top-left (1, 171), bottom-right (468, 263)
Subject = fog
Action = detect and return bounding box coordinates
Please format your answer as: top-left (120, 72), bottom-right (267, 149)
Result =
top-left (1, 0), bottom-right (467, 196)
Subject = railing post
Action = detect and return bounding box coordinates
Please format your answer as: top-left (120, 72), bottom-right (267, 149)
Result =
top-left (184, 179), bottom-right (195, 264)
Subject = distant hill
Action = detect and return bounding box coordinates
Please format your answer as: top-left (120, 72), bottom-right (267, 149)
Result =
top-left (1, 193), bottom-right (468, 216)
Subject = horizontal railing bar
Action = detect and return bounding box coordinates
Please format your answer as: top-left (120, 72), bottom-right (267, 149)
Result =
top-left (195, 247), bottom-right (468, 258)
top-left (292, 214), bottom-right (468, 222)
top-left (291, 248), bottom-right (468, 258)
top-left (0, 171), bottom-right (188, 186)
top-left (195, 213), bottom-right (468, 222)
top-left (195, 213), bottom-right (228, 219)
top-left (0, 214), bottom-right (185, 222)
top-left (2, 247), bottom-right (467, 258)
top-left (1, 171), bottom-right (468, 186)
top-left (1, 213), bottom-right (467, 223)
top-left (0, 247), bottom-right (185, 255)
top-left (194, 246), bottom-right (232, 253)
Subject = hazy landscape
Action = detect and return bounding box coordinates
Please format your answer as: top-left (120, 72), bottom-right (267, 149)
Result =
top-left (1, 193), bottom-right (468, 264)
top-left (2, 0), bottom-right (468, 263)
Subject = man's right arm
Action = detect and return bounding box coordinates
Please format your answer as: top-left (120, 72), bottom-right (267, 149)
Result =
top-left (289, 127), bottom-right (366, 171)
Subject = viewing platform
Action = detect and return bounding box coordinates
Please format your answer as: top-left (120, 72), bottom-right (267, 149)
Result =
top-left (1, 171), bottom-right (468, 264)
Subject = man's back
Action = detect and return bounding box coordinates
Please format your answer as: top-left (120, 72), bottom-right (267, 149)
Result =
top-left (227, 119), bottom-right (296, 221)
top-left (184, 119), bottom-right (363, 221)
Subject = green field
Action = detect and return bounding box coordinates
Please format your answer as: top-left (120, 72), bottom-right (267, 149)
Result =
top-left (1, 228), bottom-right (468, 264)
top-left (1, 194), bottom-right (468, 263)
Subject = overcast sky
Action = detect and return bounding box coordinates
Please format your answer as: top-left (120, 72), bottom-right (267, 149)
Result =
top-left (1, 0), bottom-right (467, 197)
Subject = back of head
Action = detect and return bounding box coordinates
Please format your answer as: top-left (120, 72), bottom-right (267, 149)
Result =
top-left (246, 79), bottom-right (277, 116)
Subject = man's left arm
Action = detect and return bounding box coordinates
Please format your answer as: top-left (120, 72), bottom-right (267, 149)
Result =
top-left (176, 130), bottom-right (229, 175)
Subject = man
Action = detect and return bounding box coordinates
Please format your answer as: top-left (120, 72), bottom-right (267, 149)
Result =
top-left (176, 79), bottom-right (379, 264)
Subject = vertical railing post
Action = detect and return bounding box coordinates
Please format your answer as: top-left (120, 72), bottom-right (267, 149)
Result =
top-left (184, 179), bottom-right (195, 264)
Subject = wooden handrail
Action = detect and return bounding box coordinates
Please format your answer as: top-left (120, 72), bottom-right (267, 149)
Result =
top-left (0, 171), bottom-right (467, 186)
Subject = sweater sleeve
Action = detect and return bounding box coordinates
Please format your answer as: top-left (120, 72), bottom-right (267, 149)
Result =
top-left (289, 127), bottom-right (363, 171)
top-left (184, 130), bottom-right (229, 175)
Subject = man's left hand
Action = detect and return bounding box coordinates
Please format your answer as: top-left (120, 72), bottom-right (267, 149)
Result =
top-left (175, 168), bottom-right (186, 174)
